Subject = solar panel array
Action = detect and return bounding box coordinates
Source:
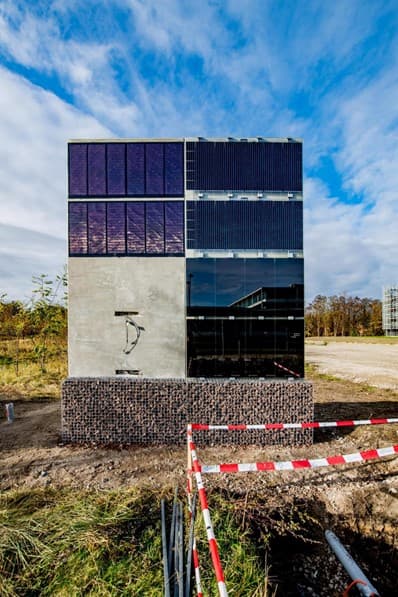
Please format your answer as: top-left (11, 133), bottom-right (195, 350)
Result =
top-left (69, 201), bottom-right (184, 256)
top-left (186, 140), bottom-right (302, 191)
top-left (68, 142), bottom-right (184, 197)
top-left (186, 200), bottom-right (302, 250)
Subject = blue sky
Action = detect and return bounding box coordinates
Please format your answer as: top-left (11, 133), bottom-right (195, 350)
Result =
top-left (1, 0), bottom-right (398, 301)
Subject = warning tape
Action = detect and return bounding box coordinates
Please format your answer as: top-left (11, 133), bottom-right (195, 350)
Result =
top-left (273, 360), bottom-right (301, 377)
top-left (191, 417), bottom-right (398, 432)
top-left (190, 439), bottom-right (228, 597)
top-left (198, 445), bottom-right (398, 474)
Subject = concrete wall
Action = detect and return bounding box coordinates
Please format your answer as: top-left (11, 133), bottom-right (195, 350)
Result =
top-left (68, 257), bottom-right (185, 377)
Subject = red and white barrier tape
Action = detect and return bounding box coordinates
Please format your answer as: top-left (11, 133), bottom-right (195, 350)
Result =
top-left (187, 425), bottom-right (204, 597)
top-left (273, 360), bottom-right (301, 377)
top-left (191, 417), bottom-right (398, 432)
top-left (198, 445), bottom-right (398, 474)
top-left (190, 439), bottom-right (228, 597)
top-left (193, 537), bottom-right (203, 597)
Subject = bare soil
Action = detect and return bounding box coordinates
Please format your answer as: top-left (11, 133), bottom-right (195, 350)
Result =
top-left (1, 344), bottom-right (398, 594)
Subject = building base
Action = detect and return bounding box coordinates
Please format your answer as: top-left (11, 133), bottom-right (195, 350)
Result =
top-left (61, 378), bottom-right (313, 446)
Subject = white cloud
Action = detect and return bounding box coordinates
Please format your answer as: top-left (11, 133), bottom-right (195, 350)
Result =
top-left (0, 66), bottom-right (112, 298)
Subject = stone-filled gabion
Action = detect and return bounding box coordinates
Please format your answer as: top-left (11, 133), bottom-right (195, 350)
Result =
top-left (61, 378), bottom-right (313, 446)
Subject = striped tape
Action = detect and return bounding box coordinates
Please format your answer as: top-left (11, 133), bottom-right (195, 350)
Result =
top-left (273, 360), bottom-right (301, 377)
top-left (199, 445), bottom-right (398, 474)
top-left (190, 440), bottom-right (228, 597)
top-left (191, 417), bottom-right (398, 432)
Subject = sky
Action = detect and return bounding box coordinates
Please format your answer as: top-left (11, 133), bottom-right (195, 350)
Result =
top-left (1, 0), bottom-right (398, 303)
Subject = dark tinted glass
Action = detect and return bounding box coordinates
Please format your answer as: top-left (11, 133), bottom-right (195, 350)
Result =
top-left (107, 202), bottom-right (125, 254)
top-left (88, 202), bottom-right (106, 254)
top-left (146, 202), bottom-right (164, 253)
top-left (88, 145), bottom-right (106, 196)
top-left (127, 202), bottom-right (145, 253)
top-left (187, 200), bottom-right (302, 250)
top-left (186, 258), bottom-right (304, 378)
top-left (69, 142), bottom-right (184, 197)
top-left (127, 143), bottom-right (145, 195)
top-left (165, 142), bottom-right (184, 195)
top-left (146, 143), bottom-right (164, 195)
top-left (68, 201), bottom-right (184, 256)
top-left (69, 144), bottom-right (87, 196)
top-left (107, 144), bottom-right (126, 195)
top-left (186, 141), bottom-right (302, 191)
top-left (165, 202), bottom-right (184, 254)
top-left (69, 202), bottom-right (87, 254)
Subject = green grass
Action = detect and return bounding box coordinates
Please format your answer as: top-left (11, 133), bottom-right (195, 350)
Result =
top-left (0, 487), bottom-right (275, 597)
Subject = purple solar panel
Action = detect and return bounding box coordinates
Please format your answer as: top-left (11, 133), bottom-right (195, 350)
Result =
top-left (88, 145), bottom-right (106, 196)
top-left (88, 202), bottom-right (106, 254)
top-left (107, 144), bottom-right (126, 196)
top-left (146, 202), bottom-right (164, 253)
top-left (107, 202), bottom-right (126, 254)
top-left (146, 144), bottom-right (164, 195)
top-left (127, 202), bottom-right (145, 253)
top-left (69, 202), bottom-right (87, 254)
top-left (127, 144), bottom-right (145, 195)
top-left (165, 202), bottom-right (184, 254)
top-left (165, 143), bottom-right (183, 195)
top-left (69, 144), bottom-right (87, 196)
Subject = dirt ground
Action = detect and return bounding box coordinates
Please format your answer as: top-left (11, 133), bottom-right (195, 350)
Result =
top-left (1, 344), bottom-right (398, 594)
top-left (306, 340), bottom-right (398, 389)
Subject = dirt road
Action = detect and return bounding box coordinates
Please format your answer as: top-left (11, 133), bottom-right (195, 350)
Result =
top-left (306, 340), bottom-right (398, 389)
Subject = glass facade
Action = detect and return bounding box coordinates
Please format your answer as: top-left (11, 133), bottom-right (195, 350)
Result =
top-left (186, 258), bottom-right (304, 378)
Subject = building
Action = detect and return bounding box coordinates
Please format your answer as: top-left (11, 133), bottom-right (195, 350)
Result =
top-left (383, 286), bottom-right (398, 336)
top-left (67, 137), bottom-right (304, 379)
top-left (63, 137), bottom-right (311, 446)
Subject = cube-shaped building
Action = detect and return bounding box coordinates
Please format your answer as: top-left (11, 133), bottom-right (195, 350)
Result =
top-left (67, 137), bottom-right (303, 379)
top-left (63, 137), bottom-right (311, 446)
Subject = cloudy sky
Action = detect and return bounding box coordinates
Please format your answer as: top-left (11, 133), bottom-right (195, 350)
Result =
top-left (1, 0), bottom-right (398, 302)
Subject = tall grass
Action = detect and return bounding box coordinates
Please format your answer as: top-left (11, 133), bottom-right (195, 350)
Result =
top-left (0, 487), bottom-right (275, 596)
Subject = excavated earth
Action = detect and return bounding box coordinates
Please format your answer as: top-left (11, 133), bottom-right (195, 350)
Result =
top-left (1, 345), bottom-right (397, 595)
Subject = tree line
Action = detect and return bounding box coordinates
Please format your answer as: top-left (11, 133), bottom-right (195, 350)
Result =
top-left (305, 295), bottom-right (383, 337)
top-left (0, 272), bottom-right (67, 374)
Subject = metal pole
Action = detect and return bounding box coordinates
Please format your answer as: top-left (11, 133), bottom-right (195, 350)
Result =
top-left (186, 493), bottom-right (197, 597)
top-left (161, 499), bottom-right (171, 597)
top-left (325, 530), bottom-right (380, 596)
top-left (168, 489), bottom-right (178, 580)
top-left (178, 502), bottom-right (184, 597)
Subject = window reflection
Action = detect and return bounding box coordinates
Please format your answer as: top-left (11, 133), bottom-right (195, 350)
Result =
top-left (186, 258), bottom-right (304, 378)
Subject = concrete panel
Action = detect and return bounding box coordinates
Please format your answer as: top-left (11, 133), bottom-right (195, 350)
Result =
top-left (68, 257), bottom-right (185, 377)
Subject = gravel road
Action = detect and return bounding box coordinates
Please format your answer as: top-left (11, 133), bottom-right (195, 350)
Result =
top-left (306, 341), bottom-right (398, 389)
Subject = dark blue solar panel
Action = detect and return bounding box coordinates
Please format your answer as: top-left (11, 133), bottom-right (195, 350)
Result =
top-left (186, 141), bottom-right (302, 191)
top-left (127, 202), bottom-right (145, 253)
top-left (165, 202), bottom-right (184, 253)
top-left (69, 202), bottom-right (87, 254)
top-left (88, 145), bottom-right (106, 196)
top-left (69, 144), bottom-right (87, 196)
top-left (107, 144), bottom-right (126, 196)
top-left (146, 202), bottom-right (164, 253)
top-left (127, 143), bottom-right (145, 195)
top-left (146, 144), bottom-right (164, 195)
top-left (88, 202), bottom-right (106, 254)
top-left (107, 202), bottom-right (126, 254)
top-left (165, 143), bottom-right (183, 195)
top-left (186, 201), bottom-right (302, 250)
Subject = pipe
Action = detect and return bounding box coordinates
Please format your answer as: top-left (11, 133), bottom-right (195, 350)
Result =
top-left (325, 530), bottom-right (380, 596)
top-left (161, 499), bottom-right (170, 597)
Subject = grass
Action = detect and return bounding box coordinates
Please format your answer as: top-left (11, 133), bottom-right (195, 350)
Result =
top-left (0, 338), bottom-right (67, 399)
top-left (0, 487), bottom-right (276, 597)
